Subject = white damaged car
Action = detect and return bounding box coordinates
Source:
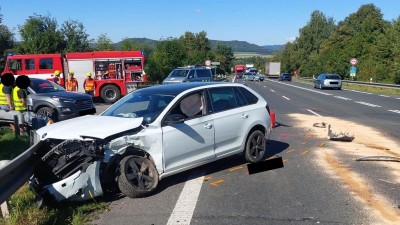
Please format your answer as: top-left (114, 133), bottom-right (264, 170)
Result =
top-left (30, 82), bottom-right (273, 202)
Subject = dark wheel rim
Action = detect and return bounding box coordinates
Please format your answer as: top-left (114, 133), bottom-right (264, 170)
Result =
top-left (105, 89), bottom-right (116, 100)
top-left (249, 133), bottom-right (265, 160)
top-left (39, 109), bottom-right (52, 117)
top-left (125, 158), bottom-right (154, 190)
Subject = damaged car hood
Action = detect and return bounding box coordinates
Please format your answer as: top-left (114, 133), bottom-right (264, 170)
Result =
top-left (36, 115), bottom-right (143, 140)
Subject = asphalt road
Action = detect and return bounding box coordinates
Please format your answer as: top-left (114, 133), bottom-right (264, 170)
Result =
top-left (92, 80), bottom-right (399, 225)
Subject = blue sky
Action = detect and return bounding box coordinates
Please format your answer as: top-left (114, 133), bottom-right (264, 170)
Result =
top-left (1, 0), bottom-right (399, 46)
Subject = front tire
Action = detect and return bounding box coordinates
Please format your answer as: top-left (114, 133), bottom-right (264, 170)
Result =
top-left (36, 107), bottom-right (57, 121)
top-left (244, 130), bottom-right (266, 163)
top-left (101, 85), bottom-right (121, 104)
top-left (118, 156), bottom-right (159, 198)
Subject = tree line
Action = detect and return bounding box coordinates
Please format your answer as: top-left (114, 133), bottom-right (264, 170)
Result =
top-left (0, 13), bottom-right (234, 83)
top-left (278, 4), bottom-right (400, 84)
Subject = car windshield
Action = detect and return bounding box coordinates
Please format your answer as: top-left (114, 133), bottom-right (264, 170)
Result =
top-left (29, 79), bottom-right (66, 93)
top-left (101, 91), bottom-right (176, 124)
top-left (326, 75), bottom-right (341, 80)
top-left (169, 69), bottom-right (189, 78)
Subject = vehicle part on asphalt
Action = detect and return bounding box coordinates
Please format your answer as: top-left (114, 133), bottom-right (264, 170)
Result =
top-left (329, 131), bottom-right (355, 142)
top-left (313, 122), bottom-right (326, 128)
top-left (355, 156), bottom-right (400, 162)
top-left (118, 155), bottom-right (159, 198)
top-left (244, 130), bottom-right (266, 163)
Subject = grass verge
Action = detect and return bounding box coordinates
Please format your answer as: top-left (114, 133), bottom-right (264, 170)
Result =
top-left (0, 128), bottom-right (108, 225)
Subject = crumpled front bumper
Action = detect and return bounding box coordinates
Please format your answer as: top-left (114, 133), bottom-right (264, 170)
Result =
top-left (30, 161), bottom-right (103, 202)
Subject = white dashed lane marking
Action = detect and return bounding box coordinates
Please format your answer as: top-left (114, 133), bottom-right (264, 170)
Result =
top-left (307, 109), bottom-right (323, 117)
top-left (271, 90), bottom-right (275, 92)
top-left (282, 96), bottom-right (290, 100)
top-left (355, 101), bottom-right (381, 108)
top-left (334, 96), bottom-right (352, 100)
top-left (388, 110), bottom-right (400, 114)
top-left (379, 95), bottom-right (390, 98)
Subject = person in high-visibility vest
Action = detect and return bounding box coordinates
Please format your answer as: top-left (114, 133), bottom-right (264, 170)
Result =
top-left (13, 75), bottom-right (30, 112)
top-left (0, 73), bottom-right (15, 111)
top-left (83, 72), bottom-right (95, 97)
top-left (66, 71), bottom-right (78, 92)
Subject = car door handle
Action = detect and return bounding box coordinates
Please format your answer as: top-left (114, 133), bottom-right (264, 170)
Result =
top-left (204, 123), bottom-right (213, 129)
top-left (241, 113), bottom-right (249, 119)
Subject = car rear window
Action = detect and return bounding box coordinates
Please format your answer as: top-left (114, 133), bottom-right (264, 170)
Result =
top-left (238, 87), bottom-right (258, 104)
top-left (326, 75), bottom-right (341, 80)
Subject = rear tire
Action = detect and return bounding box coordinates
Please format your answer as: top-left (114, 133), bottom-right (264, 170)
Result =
top-left (244, 130), bottom-right (266, 163)
top-left (101, 85), bottom-right (120, 104)
top-left (118, 155), bottom-right (159, 198)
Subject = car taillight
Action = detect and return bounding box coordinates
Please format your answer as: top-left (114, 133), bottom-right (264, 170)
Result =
top-left (266, 105), bottom-right (276, 128)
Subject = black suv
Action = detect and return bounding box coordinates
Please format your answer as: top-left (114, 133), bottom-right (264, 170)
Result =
top-left (279, 73), bottom-right (292, 81)
top-left (27, 78), bottom-right (96, 121)
top-left (162, 66), bottom-right (213, 84)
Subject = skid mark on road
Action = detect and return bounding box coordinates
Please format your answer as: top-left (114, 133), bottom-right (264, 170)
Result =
top-left (323, 153), bottom-right (400, 224)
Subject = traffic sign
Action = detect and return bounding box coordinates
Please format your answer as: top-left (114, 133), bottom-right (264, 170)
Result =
top-left (205, 60), bottom-right (211, 66)
top-left (350, 58), bottom-right (358, 66)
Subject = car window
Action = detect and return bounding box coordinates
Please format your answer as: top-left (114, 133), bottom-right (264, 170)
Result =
top-left (169, 69), bottom-right (188, 78)
top-left (29, 79), bottom-right (65, 93)
top-left (234, 87), bottom-right (247, 107)
top-left (209, 87), bottom-right (237, 113)
top-left (196, 69), bottom-right (211, 78)
top-left (317, 74), bottom-right (324, 79)
top-left (187, 70), bottom-right (195, 78)
top-left (102, 92), bottom-right (175, 124)
top-left (39, 58), bottom-right (53, 70)
top-left (166, 91), bottom-right (206, 120)
top-left (326, 75), bottom-right (341, 80)
top-left (238, 87), bottom-right (258, 105)
top-left (25, 59), bottom-right (35, 70)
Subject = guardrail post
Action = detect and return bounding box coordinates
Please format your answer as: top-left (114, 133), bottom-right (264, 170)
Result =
top-left (13, 115), bottom-right (20, 137)
top-left (1, 201), bottom-right (9, 219)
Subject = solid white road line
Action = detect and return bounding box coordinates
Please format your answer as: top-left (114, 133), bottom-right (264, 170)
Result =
top-left (334, 96), bottom-right (352, 100)
top-left (282, 96), bottom-right (290, 100)
top-left (167, 170), bottom-right (205, 225)
top-left (307, 109), bottom-right (323, 117)
top-left (355, 101), bottom-right (381, 107)
top-left (388, 110), bottom-right (400, 114)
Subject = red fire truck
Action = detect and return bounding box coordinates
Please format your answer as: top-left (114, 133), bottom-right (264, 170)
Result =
top-left (2, 51), bottom-right (147, 103)
top-left (234, 64), bottom-right (245, 78)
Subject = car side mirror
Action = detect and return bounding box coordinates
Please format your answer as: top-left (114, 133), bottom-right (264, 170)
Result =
top-left (164, 114), bottom-right (185, 126)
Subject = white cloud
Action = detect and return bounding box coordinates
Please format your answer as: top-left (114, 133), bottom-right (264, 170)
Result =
top-left (286, 36), bottom-right (297, 43)
top-left (194, 8), bottom-right (201, 15)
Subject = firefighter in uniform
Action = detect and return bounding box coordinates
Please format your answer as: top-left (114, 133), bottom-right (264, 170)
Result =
top-left (66, 71), bottom-right (78, 92)
top-left (53, 70), bottom-right (61, 85)
top-left (0, 73), bottom-right (15, 111)
top-left (83, 72), bottom-right (95, 97)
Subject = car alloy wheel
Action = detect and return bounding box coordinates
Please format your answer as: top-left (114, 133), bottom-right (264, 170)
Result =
top-left (244, 130), bottom-right (266, 163)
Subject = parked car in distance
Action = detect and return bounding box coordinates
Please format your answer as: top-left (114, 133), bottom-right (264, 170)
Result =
top-left (313, 74), bottom-right (342, 90)
top-left (243, 72), bottom-right (259, 81)
top-left (162, 65), bottom-right (213, 84)
top-left (31, 82), bottom-right (273, 202)
top-left (27, 78), bottom-right (96, 121)
top-left (279, 73), bottom-right (292, 81)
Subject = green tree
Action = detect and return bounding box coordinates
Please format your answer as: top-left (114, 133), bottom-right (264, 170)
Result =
top-left (179, 31), bottom-right (211, 65)
top-left (119, 38), bottom-right (138, 50)
top-left (94, 33), bottom-right (114, 51)
top-left (149, 38), bottom-right (186, 82)
top-left (214, 43), bottom-right (234, 73)
top-left (0, 10), bottom-right (15, 70)
top-left (61, 20), bottom-right (92, 52)
top-left (17, 14), bottom-right (64, 54)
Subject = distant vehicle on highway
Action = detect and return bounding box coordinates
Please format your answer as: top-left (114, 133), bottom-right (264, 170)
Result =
top-left (27, 78), bottom-right (96, 121)
top-left (313, 74), bottom-right (342, 90)
top-left (279, 73), bottom-right (292, 81)
top-left (30, 82), bottom-right (273, 202)
top-left (243, 72), bottom-right (258, 81)
top-left (258, 74), bottom-right (265, 81)
top-left (162, 65), bottom-right (213, 84)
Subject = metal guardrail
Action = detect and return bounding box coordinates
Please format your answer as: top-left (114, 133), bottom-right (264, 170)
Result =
top-left (298, 77), bottom-right (400, 89)
top-left (0, 141), bottom-right (43, 204)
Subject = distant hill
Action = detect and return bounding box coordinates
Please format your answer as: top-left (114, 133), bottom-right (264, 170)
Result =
top-left (115, 38), bottom-right (284, 54)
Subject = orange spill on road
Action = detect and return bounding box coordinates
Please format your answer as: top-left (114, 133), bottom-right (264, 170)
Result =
top-left (228, 166), bottom-right (243, 172)
top-left (300, 150), bottom-right (309, 155)
top-left (210, 180), bottom-right (224, 187)
top-left (286, 149), bottom-right (295, 153)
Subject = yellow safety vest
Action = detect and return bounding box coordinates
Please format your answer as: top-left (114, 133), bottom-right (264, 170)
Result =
top-left (12, 86), bottom-right (27, 111)
top-left (0, 83), bottom-right (11, 106)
